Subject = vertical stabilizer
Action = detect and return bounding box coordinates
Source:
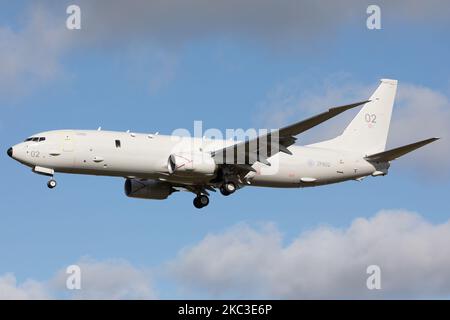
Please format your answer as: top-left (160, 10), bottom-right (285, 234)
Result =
top-left (311, 79), bottom-right (397, 155)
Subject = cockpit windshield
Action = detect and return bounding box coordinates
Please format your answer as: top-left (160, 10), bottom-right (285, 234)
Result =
top-left (24, 137), bottom-right (46, 142)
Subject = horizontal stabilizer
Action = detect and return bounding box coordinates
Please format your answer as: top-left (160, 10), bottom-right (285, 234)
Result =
top-left (364, 137), bottom-right (440, 162)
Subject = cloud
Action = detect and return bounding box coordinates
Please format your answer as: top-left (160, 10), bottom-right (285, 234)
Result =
top-left (390, 83), bottom-right (450, 177)
top-left (51, 258), bottom-right (157, 299)
top-left (3, 211), bottom-right (450, 299)
top-left (0, 273), bottom-right (49, 299)
top-left (0, 2), bottom-right (187, 99)
top-left (3, 1), bottom-right (450, 99)
top-left (170, 210), bottom-right (450, 299)
top-left (0, 258), bottom-right (156, 299)
top-left (257, 76), bottom-right (450, 177)
top-left (75, 0), bottom-right (450, 49)
top-left (76, 0), bottom-right (355, 49)
top-left (0, 4), bottom-right (72, 100)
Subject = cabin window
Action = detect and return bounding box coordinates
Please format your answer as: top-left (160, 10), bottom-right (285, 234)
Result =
top-left (115, 140), bottom-right (121, 148)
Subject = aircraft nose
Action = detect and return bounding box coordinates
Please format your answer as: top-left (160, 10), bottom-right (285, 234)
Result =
top-left (7, 147), bottom-right (13, 158)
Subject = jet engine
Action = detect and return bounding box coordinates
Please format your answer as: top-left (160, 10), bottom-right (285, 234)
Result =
top-left (124, 178), bottom-right (175, 200)
top-left (167, 152), bottom-right (217, 175)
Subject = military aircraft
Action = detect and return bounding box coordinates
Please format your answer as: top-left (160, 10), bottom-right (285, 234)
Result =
top-left (7, 79), bottom-right (438, 208)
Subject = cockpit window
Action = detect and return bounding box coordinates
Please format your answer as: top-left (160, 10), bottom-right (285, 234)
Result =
top-left (24, 137), bottom-right (46, 142)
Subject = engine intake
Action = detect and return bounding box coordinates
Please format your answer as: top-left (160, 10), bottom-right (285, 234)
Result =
top-left (167, 152), bottom-right (216, 175)
top-left (124, 178), bottom-right (175, 200)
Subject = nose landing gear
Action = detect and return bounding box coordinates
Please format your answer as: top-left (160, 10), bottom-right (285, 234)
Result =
top-left (193, 194), bottom-right (209, 209)
top-left (47, 179), bottom-right (57, 189)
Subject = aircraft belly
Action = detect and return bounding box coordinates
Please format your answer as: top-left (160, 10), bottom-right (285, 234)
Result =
top-left (248, 147), bottom-right (374, 188)
top-left (246, 158), bottom-right (296, 187)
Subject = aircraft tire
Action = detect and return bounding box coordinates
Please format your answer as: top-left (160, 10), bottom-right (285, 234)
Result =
top-left (47, 179), bottom-right (57, 189)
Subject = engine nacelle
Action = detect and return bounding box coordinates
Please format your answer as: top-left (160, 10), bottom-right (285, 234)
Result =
top-left (167, 152), bottom-right (217, 175)
top-left (124, 179), bottom-right (174, 200)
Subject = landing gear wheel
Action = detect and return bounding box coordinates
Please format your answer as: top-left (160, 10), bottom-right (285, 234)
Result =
top-left (47, 179), bottom-right (57, 189)
top-left (220, 182), bottom-right (236, 196)
top-left (220, 186), bottom-right (230, 196)
top-left (193, 195), bottom-right (209, 209)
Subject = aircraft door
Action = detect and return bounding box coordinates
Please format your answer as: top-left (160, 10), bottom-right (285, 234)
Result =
top-left (58, 132), bottom-right (75, 167)
top-left (63, 133), bottom-right (74, 152)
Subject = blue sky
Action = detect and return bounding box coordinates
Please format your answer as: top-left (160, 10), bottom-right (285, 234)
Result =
top-left (1, 1), bottom-right (450, 299)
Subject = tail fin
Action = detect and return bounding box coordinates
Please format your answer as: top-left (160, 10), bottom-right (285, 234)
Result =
top-left (312, 79), bottom-right (398, 155)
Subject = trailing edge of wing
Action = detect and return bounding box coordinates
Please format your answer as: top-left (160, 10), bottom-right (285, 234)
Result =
top-left (364, 137), bottom-right (440, 162)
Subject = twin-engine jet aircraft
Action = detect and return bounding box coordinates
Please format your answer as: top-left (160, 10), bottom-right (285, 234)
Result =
top-left (7, 79), bottom-right (438, 208)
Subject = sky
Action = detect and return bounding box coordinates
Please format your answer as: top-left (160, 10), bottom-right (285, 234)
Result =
top-left (0, 0), bottom-right (450, 299)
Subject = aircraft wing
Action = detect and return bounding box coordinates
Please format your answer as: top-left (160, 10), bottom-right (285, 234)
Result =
top-left (364, 137), bottom-right (440, 162)
top-left (211, 100), bottom-right (369, 168)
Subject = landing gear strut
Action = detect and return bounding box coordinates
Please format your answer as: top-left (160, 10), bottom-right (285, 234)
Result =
top-left (220, 181), bottom-right (236, 196)
top-left (193, 194), bottom-right (209, 209)
top-left (47, 179), bottom-right (57, 189)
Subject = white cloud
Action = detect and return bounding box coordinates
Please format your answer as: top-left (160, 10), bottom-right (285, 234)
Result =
top-left (258, 76), bottom-right (450, 177)
top-left (3, 211), bottom-right (450, 299)
top-left (51, 258), bottom-right (156, 299)
top-left (0, 5), bottom-right (71, 99)
top-left (390, 83), bottom-right (450, 177)
top-left (170, 210), bottom-right (450, 299)
top-left (0, 273), bottom-right (49, 300)
top-left (0, 258), bottom-right (156, 300)
top-left (0, 3), bottom-right (185, 99)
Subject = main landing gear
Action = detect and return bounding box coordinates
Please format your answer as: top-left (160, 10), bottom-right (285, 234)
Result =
top-left (193, 194), bottom-right (209, 209)
top-left (47, 178), bottom-right (57, 189)
top-left (192, 181), bottom-right (237, 209)
top-left (219, 181), bottom-right (236, 196)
